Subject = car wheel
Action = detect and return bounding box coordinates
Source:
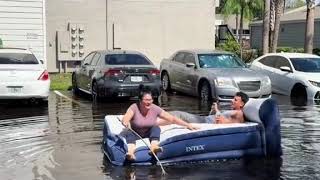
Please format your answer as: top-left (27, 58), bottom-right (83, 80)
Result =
top-left (200, 81), bottom-right (212, 101)
top-left (161, 72), bottom-right (171, 91)
top-left (91, 81), bottom-right (100, 101)
top-left (291, 84), bottom-right (307, 106)
top-left (72, 74), bottom-right (80, 95)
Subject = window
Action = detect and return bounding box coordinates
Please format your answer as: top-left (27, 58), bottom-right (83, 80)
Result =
top-left (243, 29), bottom-right (250, 35)
top-left (90, 53), bottom-right (101, 66)
top-left (83, 52), bottom-right (96, 65)
top-left (105, 54), bottom-right (152, 65)
top-left (197, 54), bottom-right (245, 68)
top-left (184, 53), bottom-right (195, 64)
top-left (274, 56), bottom-right (291, 70)
top-left (0, 53), bottom-right (39, 64)
top-left (173, 52), bottom-right (185, 64)
top-left (259, 56), bottom-right (276, 68)
top-left (291, 58), bottom-right (320, 72)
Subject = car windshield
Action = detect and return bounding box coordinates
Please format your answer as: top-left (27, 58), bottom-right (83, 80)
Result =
top-left (198, 54), bottom-right (246, 68)
top-left (0, 53), bottom-right (39, 64)
top-left (290, 58), bottom-right (320, 72)
top-left (105, 54), bottom-right (152, 65)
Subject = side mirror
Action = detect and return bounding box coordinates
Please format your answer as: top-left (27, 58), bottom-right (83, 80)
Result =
top-left (186, 63), bottom-right (196, 68)
top-left (280, 66), bottom-right (292, 73)
top-left (40, 60), bottom-right (44, 64)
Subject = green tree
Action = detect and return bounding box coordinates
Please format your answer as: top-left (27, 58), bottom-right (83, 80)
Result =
top-left (0, 38), bottom-right (3, 48)
top-left (222, 0), bottom-right (263, 54)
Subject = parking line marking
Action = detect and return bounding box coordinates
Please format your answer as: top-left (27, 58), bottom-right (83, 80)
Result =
top-left (53, 90), bottom-right (81, 105)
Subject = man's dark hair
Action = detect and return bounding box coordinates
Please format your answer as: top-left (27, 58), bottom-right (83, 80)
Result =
top-left (235, 91), bottom-right (249, 104)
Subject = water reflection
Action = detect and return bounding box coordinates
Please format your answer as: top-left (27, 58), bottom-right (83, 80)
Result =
top-left (103, 157), bottom-right (282, 180)
top-left (1, 91), bottom-right (320, 179)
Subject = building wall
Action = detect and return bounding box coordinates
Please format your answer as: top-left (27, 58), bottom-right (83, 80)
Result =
top-left (250, 20), bottom-right (320, 49)
top-left (0, 0), bottom-right (46, 66)
top-left (46, 0), bottom-right (215, 72)
top-left (108, 0), bottom-right (215, 67)
top-left (46, 0), bottom-right (107, 72)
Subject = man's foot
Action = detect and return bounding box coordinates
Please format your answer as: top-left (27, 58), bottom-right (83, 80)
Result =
top-left (148, 145), bottom-right (163, 156)
top-left (125, 153), bottom-right (136, 161)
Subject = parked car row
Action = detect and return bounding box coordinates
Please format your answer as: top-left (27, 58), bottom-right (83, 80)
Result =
top-left (71, 49), bottom-right (320, 103)
top-left (1, 47), bottom-right (318, 104)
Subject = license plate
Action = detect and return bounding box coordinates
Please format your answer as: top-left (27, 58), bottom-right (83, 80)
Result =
top-left (7, 87), bottom-right (22, 93)
top-left (131, 76), bottom-right (143, 82)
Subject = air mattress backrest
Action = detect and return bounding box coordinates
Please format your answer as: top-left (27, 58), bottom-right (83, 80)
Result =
top-left (243, 98), bottom-right (282, 157)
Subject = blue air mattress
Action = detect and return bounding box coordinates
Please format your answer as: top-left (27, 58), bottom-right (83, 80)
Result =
top-left (102, 98), bottom-right (282, 166)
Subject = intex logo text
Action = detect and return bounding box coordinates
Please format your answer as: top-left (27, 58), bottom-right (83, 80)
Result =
top-left (186, 145), bottom-right (205, 152)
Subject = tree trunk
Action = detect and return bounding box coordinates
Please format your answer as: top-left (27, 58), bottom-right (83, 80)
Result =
top-left (236, 13), bottom-right (240, 42)
top-left (271, 0), bottom-right (284, 53)
top-left (305, 0), bottom-right (315, 53)
top-left (240, 6), bottom-right (244, 59)
top-left (269, 0), bottom-right (275, 51)
top-left (262, 0), bottom-right (270, 54)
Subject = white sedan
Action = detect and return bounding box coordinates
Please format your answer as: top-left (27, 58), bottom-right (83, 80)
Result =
top-left (250, 53), bottom-right (320, 102)
top-left (0, 48), bottom-right (50, 102)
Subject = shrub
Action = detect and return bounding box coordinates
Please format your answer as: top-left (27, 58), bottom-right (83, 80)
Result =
top-left (216, 35), bottom-right (241, 56)
top-left (216, 36), bottom-right (259, 63)
top-left (313, 48), bottom-right (320, 56)
top-left (276, 47), bottom-right (304, 53)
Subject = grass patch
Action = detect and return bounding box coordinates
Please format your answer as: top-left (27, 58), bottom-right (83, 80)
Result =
top-left (50, 73), bottom-right (72, 91)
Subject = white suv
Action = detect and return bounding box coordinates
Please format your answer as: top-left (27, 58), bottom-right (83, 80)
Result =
top-left (250, 53), bottom-right (320, 102)
top-left (0, 48), bottom-right (50, 102)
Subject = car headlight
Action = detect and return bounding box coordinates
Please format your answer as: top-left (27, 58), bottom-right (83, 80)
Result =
top-left (215, 77), bottom-right (234, 87)
top-left (261, 77), bottom-right (271, 86)
top-left (309, 80), bottom-right (320, 87)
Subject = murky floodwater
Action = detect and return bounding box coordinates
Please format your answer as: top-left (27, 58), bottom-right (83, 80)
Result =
top-left (1, 91), bottom-right (320, 180)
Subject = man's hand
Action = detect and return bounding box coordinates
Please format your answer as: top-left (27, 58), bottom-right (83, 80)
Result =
top-left (215, 115), bottom-right (228, 124)
top-left (186, 123), bottom-right (200, 130)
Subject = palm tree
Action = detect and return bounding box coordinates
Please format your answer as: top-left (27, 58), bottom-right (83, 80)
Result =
top-left (222, 0), bottom-right (241, 42)
top-left (305, 0), bottom-right (315, 53)
top-left (262, 0), bottom-right (270, 54)
top-left (222, 0), bottom-right (263, 56)
top-left (270, 0), bottom-right (284, 52)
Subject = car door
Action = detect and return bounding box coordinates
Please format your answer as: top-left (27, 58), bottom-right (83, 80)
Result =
top-left (84, 52), bottom-right (101, 92)
top-left (180, 52), bottom-right (198, 93)
top-left (170, 52), bottom-right (186, 90)
top-left (254, 56), bottom-right (278, 92)
top-left (272, 56), bottom-right (296, 95)
top-left (78, 52), bottom-right (95, 90)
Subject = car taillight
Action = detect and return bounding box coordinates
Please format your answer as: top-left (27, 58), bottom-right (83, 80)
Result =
top-left (149, 69), bottom-right (160, 76)
top-left (104, 69), bottom-right (123, 77)
top-left (38, 70), bottom-right (49, 81)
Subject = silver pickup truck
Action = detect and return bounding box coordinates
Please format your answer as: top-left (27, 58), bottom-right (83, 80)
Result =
top-left (160, 49), bottom-right (271, 101)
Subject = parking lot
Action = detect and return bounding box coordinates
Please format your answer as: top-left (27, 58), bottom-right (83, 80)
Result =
top-left (1, 91), bottom-right (320, 180)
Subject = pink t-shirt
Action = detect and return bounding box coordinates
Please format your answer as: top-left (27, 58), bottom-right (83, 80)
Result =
top-left (129, 103), bottom-right (163, 135)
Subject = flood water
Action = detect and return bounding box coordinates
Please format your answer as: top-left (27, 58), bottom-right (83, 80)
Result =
top-left (1, 91), bottom-right (320, 180)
